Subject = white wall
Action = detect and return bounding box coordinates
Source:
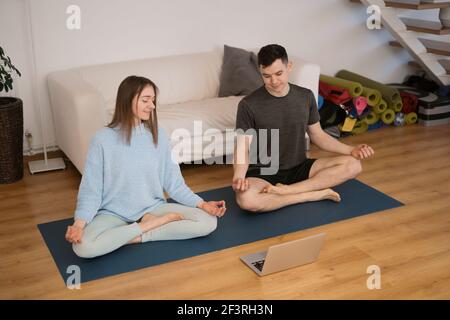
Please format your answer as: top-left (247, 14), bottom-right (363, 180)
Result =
top-left (0, 0), bottom-right (446, 153)
top-left (0, 0), bottom-right (40, 153)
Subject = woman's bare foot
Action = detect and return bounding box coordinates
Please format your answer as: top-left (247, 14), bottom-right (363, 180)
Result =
top-left (128, 236), bottom-right (142, 244)
top-left (139, 212), bottom-right (184, 233)
top-left (128, 212), bottom-right (184, 244)
top-left (317, 188), bottom-right (341, 202)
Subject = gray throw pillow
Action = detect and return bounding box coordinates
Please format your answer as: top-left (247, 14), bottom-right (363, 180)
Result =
top-left (218, 45), bottom-right (264, 97)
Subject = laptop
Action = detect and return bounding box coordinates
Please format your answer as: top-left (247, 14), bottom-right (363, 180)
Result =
top-left (240, 233), bottom-right (326, 276)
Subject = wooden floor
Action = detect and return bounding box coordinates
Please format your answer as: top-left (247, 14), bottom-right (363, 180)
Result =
top-left (1, 124), bottom-right (449, 299)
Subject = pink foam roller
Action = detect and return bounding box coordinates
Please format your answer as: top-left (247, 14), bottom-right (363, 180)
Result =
top-left (353, 96), bottom-right (368, 116)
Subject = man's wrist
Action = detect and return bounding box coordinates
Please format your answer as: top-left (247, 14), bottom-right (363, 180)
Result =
top-left (233, 172), bottom-right (246, 180)
top-left (347, 145), bottom-right (355, 155)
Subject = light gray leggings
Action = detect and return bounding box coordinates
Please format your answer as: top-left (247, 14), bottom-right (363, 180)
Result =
top-left (72, 203), bottom-right (217, 258)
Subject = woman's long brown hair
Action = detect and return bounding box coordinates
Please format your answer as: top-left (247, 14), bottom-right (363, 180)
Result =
top-left (107, 76), bottom-right (159, 145)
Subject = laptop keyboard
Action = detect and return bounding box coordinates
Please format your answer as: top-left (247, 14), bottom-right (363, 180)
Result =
top-left (252, 259), bottom-right (265, 271)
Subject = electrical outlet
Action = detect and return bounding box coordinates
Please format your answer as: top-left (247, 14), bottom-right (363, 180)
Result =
top-left (24, 130), bottom-right (33, 155)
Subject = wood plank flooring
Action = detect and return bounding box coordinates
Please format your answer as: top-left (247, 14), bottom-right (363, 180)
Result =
top-left (0, 124), bottom-right (449, 299)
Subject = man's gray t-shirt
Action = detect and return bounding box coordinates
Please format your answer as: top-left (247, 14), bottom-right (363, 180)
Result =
top-left (235, 84), bottom-right (320, 171)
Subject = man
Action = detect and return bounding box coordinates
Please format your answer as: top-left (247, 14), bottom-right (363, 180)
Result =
top-left (232, 44), bottom-right (374, 212)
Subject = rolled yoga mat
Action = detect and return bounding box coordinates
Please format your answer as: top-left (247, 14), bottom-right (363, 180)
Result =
top-left (351, 120), bottom-right (369, 135)
top-left (335, 70), bottom-right (401, 106)
top-left (318, 95), bottom-right (324, 110)
top-left (381, 108), bottom-right (396, 125)
top-left (320, 74), bottom-right (363, 97)
top-left (368, 121), bottom-right (386, 131)
top-left (362, 87), bottom-right (381, 107)
top-left (405, 112), bottom-right (418, 125)
top-left (388, 99), bottom-right (403, 113)
top-left (373, 99), bottom-right (388, 114)
top-left (363, 110), bottom-right (380, 125)
top-left (38, 180), bottom-right (403, 284)
top-left (400, 92), bottom-right (418, 114)
top-left (353, 96), bottom-right (368, 116)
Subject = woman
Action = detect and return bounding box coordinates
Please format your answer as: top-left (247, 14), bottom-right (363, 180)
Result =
top-left (65, 75), bottom-right (226, 258)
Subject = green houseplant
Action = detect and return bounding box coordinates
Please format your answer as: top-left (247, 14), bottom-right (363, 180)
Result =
top-left (0, 47), bottom-right (22, 92)
top-left (0, 46), bottom-right (24, 184)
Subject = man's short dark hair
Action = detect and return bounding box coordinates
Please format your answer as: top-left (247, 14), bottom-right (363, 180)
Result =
top-left (257, 44), bottom-right (288, 68)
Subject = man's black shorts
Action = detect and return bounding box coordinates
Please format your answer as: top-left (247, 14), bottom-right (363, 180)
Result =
top-left (245, 158), bottom-right (316, 186)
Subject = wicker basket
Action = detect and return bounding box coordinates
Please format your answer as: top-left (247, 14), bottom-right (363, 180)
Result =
top-left (0, 97), bottom-right (23, 184)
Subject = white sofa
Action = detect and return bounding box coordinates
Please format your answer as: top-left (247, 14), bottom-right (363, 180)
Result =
top-left (47, 48), bottom-right (320, 173)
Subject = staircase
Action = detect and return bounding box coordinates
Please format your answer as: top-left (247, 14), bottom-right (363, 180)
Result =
top-left (351, 0), bottom-right (450, 86)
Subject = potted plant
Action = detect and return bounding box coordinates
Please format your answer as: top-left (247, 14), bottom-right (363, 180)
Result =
top-left (0, 46), bottom-right (23, 184)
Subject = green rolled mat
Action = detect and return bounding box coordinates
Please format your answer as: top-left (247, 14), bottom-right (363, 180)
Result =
top-left (389, 99), bottom-right (403, 113)
top-left (381, 108), bottom-right (395, 125)
top-left (373, 99), bottom-right (388, 114)
top-left (362, 87), bottom-right (381, 107)
top-left (363, 110), bottom-right (380, 125)
top-left (320, 74), bottom-right (363, 97)
top-left (335, 70), bottom-right (400, 106)
top-left (405, 112), bottom-right (418, 125)
top-left (352, 120), bottom-right (369, 135)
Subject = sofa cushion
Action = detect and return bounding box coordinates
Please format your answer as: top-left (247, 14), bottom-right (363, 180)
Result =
top-left (79, 51), bottom-right (223, 107)
top-left (106, 95), bottom-right (244, 139)
top-left (218, 45), bottom-right (263, 97)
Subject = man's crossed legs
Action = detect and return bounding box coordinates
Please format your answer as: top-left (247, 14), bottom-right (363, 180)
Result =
top-left (235, 155), bottom-right (362, 212)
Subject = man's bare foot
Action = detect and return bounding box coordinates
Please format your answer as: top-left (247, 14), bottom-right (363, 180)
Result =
top-left (139, 212), bottom-right (184, 233)
top-left (261, 183), bottom-right (291, 195)
top-left (318, 188), bottom-right (341, 202)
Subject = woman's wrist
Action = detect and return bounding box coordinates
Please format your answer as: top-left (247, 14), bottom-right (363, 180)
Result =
top-left (196, 200), bottom-right (205, 209)
top-left (73, 219), bottom-right (86, 229)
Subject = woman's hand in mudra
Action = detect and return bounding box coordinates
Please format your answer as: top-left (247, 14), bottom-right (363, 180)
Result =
top-left (65, 225), bottom-right (84, 244)
top-left (65, 219), bottom-right (86, 244)
top-left (198, 200), bottom-right (226, 217)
